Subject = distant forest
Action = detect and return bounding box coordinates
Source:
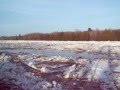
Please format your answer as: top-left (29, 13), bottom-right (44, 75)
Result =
top-left (0, 29), bottom-right (120, 41)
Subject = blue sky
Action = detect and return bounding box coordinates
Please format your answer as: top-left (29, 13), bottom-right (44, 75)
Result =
top-left (0, 0), bottom-right (120, 36)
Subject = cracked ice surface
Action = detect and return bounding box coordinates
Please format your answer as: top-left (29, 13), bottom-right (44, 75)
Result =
top-left (0, 40), bottom-right (120, 90)
top-left (0, 53), bottom-right (63, 90)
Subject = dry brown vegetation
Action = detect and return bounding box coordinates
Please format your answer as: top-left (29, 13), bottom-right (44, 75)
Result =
top-left (1, 29), bottom-right (120, 41)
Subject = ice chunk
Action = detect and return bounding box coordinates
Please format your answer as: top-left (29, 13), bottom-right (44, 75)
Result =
top-left (4, 55), bottom-right (11, 62)
top-left (87, 59), bottom-right (109, 81)
top-left (114, 66), bottom-right (120, 73)
top-left (112, 60), bottom-right (120, 66)
top-left (0, 53), bottom-right (11, 62)
top-left (41, 81), bottom-right (52, 89)
top-left (41, 66), bottom-right (50, 73)
top-left (52, 81), bottom-right (62, 90)
top-left (0, 55), bottom-right (4, 61)
top-left (64, 64), bottom-right (76, 78)
top-left (28, 61), bottom-right (37, 69)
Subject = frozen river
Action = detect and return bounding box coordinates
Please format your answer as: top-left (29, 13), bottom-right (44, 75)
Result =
top-left (1, 48), bottom-right (112, 60)
top-left (0, 41), bottom-right (120, 90)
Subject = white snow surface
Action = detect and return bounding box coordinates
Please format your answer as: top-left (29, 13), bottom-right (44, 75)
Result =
top-left (0, 40), bottom-right (120, 90)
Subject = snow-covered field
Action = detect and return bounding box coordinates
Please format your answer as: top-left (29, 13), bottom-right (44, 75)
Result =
top-left (0, 40), bottom-right (120, 90)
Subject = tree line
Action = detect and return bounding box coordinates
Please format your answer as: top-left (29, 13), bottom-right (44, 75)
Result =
top-left (0, 29), bottom-right (120, 41)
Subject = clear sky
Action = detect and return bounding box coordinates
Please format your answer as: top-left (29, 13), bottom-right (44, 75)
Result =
top-left (0, 0), bottom-right (120, 36)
